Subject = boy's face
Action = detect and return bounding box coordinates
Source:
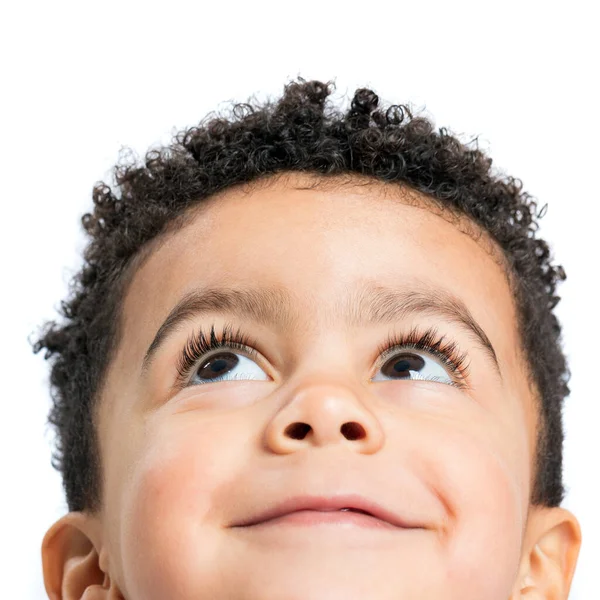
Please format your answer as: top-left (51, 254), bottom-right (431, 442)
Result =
top-left (62, 174), bottom-right (579, 599)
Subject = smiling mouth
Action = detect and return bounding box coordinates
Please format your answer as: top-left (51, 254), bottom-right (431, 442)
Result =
top-left (240, 508), bottom-right (403, 530)
top-left (230, 494), bottom-right (424, 530)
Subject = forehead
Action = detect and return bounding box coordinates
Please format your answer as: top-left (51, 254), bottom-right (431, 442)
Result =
top-left (122, 173), bottom-right (514, 332)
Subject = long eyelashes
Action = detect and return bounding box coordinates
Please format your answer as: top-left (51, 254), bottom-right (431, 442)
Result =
top-left (376, 325), bottom-right (471, 388)
top-left (174, 322), bottom-right (471, 391)
top-left (175, 322), bottom-right (259, 389)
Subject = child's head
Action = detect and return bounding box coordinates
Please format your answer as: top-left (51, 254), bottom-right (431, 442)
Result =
top-left (34, 78), bottom-right (581, 599)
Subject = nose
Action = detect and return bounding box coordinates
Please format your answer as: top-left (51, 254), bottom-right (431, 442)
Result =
top-left (264, 381), bottom-right (385, 454)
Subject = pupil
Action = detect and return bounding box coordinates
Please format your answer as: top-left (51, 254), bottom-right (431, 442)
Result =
top-left (383, 353), bottom-right (425, 378)
top-left (198, 353), bottom-right (239, 380)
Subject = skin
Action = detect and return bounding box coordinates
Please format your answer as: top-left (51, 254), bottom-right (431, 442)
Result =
top-left (42, 172), bottom-right (581, 599)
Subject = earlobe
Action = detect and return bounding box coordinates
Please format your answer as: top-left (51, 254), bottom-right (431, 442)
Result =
top-left (513, 507), bottom-right (582, 599)
top-left (41, 511), bottom-right (109, 599)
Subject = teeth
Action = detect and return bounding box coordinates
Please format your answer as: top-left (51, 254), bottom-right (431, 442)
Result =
top-left (339, 508), bottom-right (371, 515)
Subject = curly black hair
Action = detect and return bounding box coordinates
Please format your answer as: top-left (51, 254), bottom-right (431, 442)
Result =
top-left (31, 77), bottom-right (569, 514)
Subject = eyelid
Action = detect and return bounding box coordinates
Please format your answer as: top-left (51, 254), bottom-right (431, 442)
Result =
top-left (377, 341), bottom-right (453, 372)
top-left (373, 326), bottom-right (471, 387)
top-left (173, 324), bottom-right (266, 390)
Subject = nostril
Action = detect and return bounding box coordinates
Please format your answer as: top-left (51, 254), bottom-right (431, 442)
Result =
top-left (341, 422), bottom-right (365, 440)
top-left (284, 422), bottom-right (311, 440)
top-left (283, 422), bottom-right (366, 441)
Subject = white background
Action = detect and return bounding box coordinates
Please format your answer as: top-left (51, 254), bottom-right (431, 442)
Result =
top-left (1, 1), bottom-right (597, 597)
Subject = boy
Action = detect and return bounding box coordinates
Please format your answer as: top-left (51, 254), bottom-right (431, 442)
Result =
top-left (33, 78), bottom-right (582, 599)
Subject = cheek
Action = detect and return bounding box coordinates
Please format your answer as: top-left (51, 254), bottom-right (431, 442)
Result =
top-left (430, 425), bottom-right (526, 598)
top-left (117, 417), bottom-right (240, 600)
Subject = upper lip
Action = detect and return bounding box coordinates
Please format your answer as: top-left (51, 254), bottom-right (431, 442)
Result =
top-left (230, 494), bottom-right (420, 529)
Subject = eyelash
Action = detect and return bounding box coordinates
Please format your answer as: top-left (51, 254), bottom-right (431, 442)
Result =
top-left (174, 322), bottom-right (471, 391)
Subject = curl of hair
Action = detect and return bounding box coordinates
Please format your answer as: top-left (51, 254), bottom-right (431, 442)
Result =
top-left (32, 77), bottom-right (569, 513)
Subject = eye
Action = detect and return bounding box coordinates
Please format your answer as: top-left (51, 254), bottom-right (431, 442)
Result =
top-left (191, 349), bottom-right (453, 387)
top-left (176, 324), bottom-right (469, 391)
top-left (371, 350), bottom-right (454, 385)
top-left (190, 351), bottom-right (269, 386)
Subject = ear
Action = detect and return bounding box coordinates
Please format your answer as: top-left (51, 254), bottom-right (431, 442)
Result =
top-left (41, 511), bottom-right (122, 599)
top-left (511, 506), bottom-right (582, 599)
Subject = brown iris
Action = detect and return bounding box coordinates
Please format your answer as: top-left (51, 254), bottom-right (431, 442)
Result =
top-left (380, 353), bottom-right (425, 379)
top-left (196, 353), bottom-right (240, 380)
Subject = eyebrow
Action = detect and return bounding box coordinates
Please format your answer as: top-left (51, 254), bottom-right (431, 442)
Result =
top-left (140, 282), bottom-right (501, 378)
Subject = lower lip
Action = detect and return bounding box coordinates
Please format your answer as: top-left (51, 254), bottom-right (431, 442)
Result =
top-left (247, 510), bottom-right (402, 530)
